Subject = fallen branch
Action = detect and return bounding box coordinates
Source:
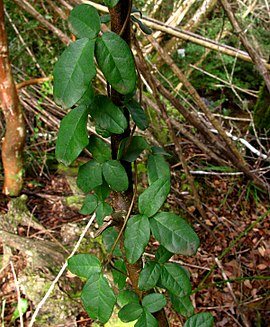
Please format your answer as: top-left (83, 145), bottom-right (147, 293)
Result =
top-left (83, 1), bottom-right (270, 70)
top-left (219, 0), bottom-right (270, 92)
top-left (29, 213), bottom-right (96, 327)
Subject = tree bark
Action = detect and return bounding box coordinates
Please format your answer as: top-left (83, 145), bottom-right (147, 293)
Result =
top-left (0, 0), bottom-right (25, 196)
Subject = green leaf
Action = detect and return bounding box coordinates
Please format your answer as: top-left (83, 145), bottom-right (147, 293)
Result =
top-left (147, 155), bottom-right (170, 185)
top-left (135, 309), bottom-right (158, 327)
top-left (138, 261), bottom-right (161, 291)
top-left (88, 135), bottom-right (111, 163)
top-left (94, 182), bottom-right (111, 201)
top-left (168, 293), bottom-right (194, 318)
top-left (104, 0), bottom-right (120, 8)
top-left (80, 194), bottom-right (98, 215)
top-left (78, 82), bottom-right (94, 106)
top-left (96, 202), bottom-right (113, 225)
top-left (100, 14), bottom-right (111, 24)
top-left (95, 32), bottom-right (136, 94)
top-left (112, 259), bottom-right (127, 290)
top-left (11, 299), bottom-right (28, 322)
top-left (77, 160), bottom-right (103, 192)
top-left (68, 254), bottom-right (101, 278)
top-left (81, 273), bottom-right (116, 323)
top-left (155, 245), bottom-right (173, 264)
top-left (138, 178), bottom-right (170, 217)
top-left (160, 263), bottom-right (192, 297)
top-left (102, 160), bottom-right (129, 192)
top-left (56, 105), bottom-right (89, 166)
top-left (89, 95), bottom-right (128, 134)
top-left (124, 215), bottom-right (150, 264)
top-left (119, 302), bottom-right (143, 322)
top-left (183, 312), bottom-right (214, 327)
top-left (118, 136), bottom-right (149, 162)
top-left (102, 227), bottom-right (122, 256)
top-left (117, 290), bottom-right (139, 307)
top-left (142, 293), bottom-right (167, 313)
top-left (95, 125), bottom-right (112, 138)
top-left (68, 4), bottom-right (100, 39)
top-left (151, 146), bottom-right (170, 156)
top-left (150, 212), bottom-right (200, 256)
top-left (54, 38), bottom-right (96, 109)
top-left (126, 99), bottom-right (149, 130)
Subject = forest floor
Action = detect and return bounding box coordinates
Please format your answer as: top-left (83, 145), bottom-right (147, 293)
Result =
top-left (0, 169), bottom-right (270, 327)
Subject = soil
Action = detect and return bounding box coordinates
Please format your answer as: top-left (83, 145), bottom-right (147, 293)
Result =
top-left (0, 171), bottom-right (269, 327)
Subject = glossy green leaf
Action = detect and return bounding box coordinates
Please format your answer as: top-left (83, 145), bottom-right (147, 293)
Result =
top-left (88, 135), bottom-right (111, 163)
top-left (117, 290), bottom-right (139, 307)
top-left (68, 254), bottom-right (101, 278)
top-left (77, 160), bottom-right (103, 192)
top-left (183, 312), bottom-right (214, 327)
top-left (126, 99), bottom-right (149, 130)
top-left (160, 263), bottom-right (192, 297)
top-left (155, 245), bottom-right (173, 264)
top-left (102, 227), bottom-right (121, 256)
top-left (124, 215), bottom-right (150, 264)
top-left (100, 14), bottom-right (111, 24)
top-left (135, 309), bottom-right (158, 327)
top-left (54, 38), bottom-right (96, 109)
top-left (95, 125), bottom-right (112, 138)
top-left (138, 261), bottom-right (161, 291)
top-left (168, 293), bottom-right (194, 318)
top-left (89, 95), bottom-right (127, 134)
top-left (104, 0), bottom-right (120, 8)
top-left (11, 299), bottom-right (28, 322)
top-left (112, 259), bottom-right (127, 290)
top-left (119, 136), bottom-right (149, 162)
top-left (138, 178), bottom-right (170, 217)
top-left (80, 194), bottom-right (98, 215)
top-left (150, 212), bottom-right (200, 256)
top-left (56, 105), bottom-right (89, 166)
top-left (68, 4), bottom-right (100, 39)
top-left (147, 155), bottom-right (170, 185)
top-left (94, 182), bottom-right (111, 201)
top-left (96, 202), bottom-right (113, 225)
top-left (78, 82), bottom-right (94, 106)
top-left (142, 293), bottom-right (167, 313)
top-left (95, 32), bottom-right (136, 94)
top-left (81, 273), bottom-right (116, 323)
top-left (102, 160), bottom-right (129, 192)
top-left (119, 302), bottom-right (143, 323)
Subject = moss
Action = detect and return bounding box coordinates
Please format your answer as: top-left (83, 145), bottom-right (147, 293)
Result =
top-left (253, 83), bottom-right (270, 131)
top-left (64, 195), bottom-right (84, 210)
top-left (19, 267), bottom-right (80, 326)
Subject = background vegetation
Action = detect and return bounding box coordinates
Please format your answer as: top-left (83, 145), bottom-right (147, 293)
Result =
top-left (0, 0), bottom-right (270, 326)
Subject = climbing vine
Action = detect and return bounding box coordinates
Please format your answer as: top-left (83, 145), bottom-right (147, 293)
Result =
top-left (53, 2), bottom-right (214, 326)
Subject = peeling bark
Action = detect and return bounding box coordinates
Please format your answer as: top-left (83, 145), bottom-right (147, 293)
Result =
top-left (0, 0), bottom-right (25, 196)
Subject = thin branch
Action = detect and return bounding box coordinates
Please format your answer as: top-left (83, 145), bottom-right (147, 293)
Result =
top-left (83, 0), bottom-right (270, 70)
top-left (10, 261), bottom-right (24, 327)
top-left (12, 0), bottom-right (71, 45)
top-left (219, 0), bottom-right (270, 92)
top-left (29, 213), bottom-right (96, 327)
top-left (4, 9), bottom-right (46, 77)
top-left (215, 258), bottom-right (250, 327)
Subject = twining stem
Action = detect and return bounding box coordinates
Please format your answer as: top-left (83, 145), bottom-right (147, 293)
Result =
top-left (106, 162), bottom-right (138, 263)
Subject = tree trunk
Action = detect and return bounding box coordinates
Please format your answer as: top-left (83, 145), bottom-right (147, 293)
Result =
top-left (0, 0), bottom-right (25, 196)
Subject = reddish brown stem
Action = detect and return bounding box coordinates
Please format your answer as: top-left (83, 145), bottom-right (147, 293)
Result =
top-left (0, 0), bottom-right (25, 196)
